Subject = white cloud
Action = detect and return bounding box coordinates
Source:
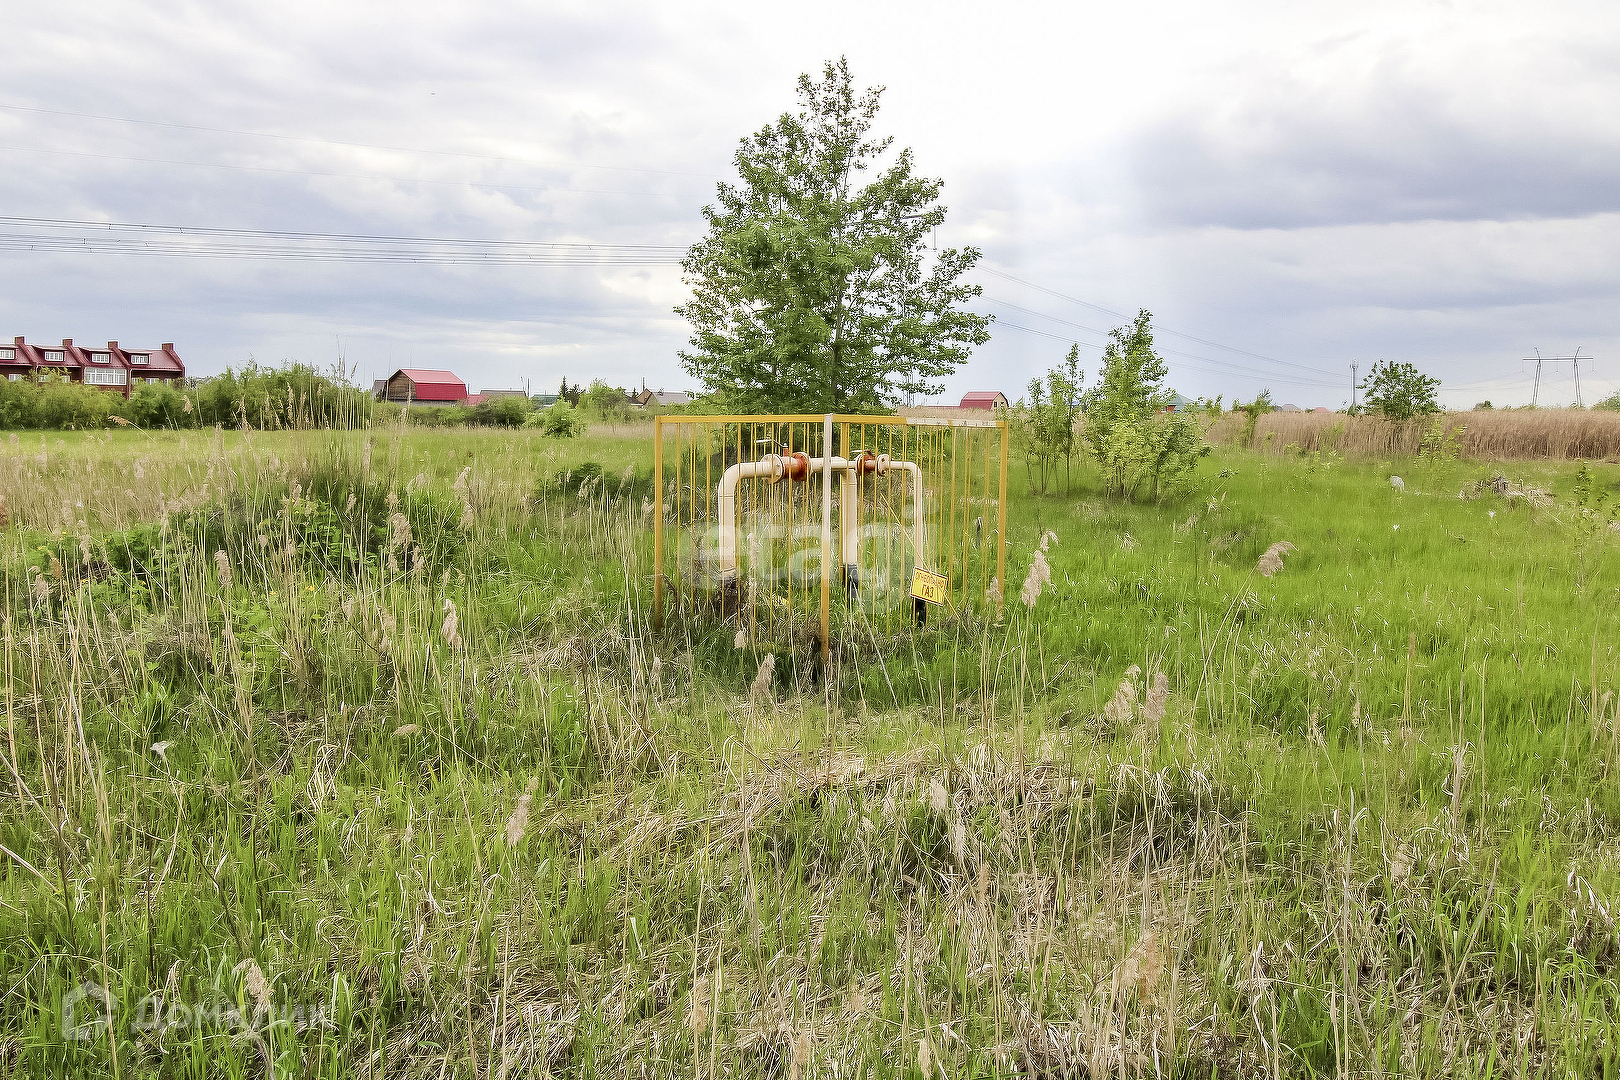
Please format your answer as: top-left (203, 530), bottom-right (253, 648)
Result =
top-left (0, 0), bottom-right (1616, 406)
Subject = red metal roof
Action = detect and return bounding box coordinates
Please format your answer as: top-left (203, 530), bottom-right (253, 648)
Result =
top-left (390, 368), bottom-right (467, 402)
top-left (4, 337), bottom-right (185, 390)
top-left (111, 343), bottom-right (185, 374)
top-left (959, 391), bottom-right (1007, 409)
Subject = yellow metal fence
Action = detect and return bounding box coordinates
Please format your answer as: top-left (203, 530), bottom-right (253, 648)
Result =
top-left (653, 414), bottom-right (1009, 656)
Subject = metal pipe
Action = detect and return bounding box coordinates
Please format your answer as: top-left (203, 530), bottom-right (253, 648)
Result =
top-left (714, 452), bottom-right (916, 590)
top-left (893, 460), bottom-right (925, 570)
top-left (821, 413), bottom-right (833, 663)
top-left (715, 453), bottom-right (785, 580)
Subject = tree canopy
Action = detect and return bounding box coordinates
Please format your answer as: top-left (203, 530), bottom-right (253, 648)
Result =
top-left (676, 59), bottom-right (991, 414)
top-left (1359, 361), bottom-right (1441, 420)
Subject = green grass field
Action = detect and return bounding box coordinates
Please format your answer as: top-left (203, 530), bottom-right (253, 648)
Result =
top-left (0, 422), bottom-right (1617, 1078)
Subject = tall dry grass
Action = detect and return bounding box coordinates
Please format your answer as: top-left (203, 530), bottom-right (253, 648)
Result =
top-left (1211, 408), bottom-right (1620, 460)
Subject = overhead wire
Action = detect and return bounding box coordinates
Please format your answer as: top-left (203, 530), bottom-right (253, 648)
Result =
top-left (983, 298), bottom-right (1346, 389)
top-left (981, 266), bottom-right (1337, 378)
top-left (0, 217), bottom-right (686, 265)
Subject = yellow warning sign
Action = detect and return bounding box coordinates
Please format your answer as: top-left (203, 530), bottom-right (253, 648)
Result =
top-left (909, 566), bottom-right (947, 606)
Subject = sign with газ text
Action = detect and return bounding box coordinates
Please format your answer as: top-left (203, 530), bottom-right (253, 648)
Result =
top-left (909, 567), bottom-right (947, 606)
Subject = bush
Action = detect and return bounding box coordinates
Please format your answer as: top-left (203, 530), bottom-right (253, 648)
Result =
top-left (581, 379), bottom-right (631, 422)
top-left (0, 375), bottom-right (135, 429)
top-left (535, 400), bottom-right (585, 438)
top-left (1595, 393), bottom-right (1620, 412)
top-left (128, 383), bottom-right (191, 428)
top-left (471, 396), bottom-right (530, 427)
top-left (194, 361), bottom-right (374, 429)
top-left (400, 405), bottom-right (468, 428)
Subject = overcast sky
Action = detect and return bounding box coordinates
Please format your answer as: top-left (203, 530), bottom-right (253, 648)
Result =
top-left (3, 0), bottom-right (1617, 408)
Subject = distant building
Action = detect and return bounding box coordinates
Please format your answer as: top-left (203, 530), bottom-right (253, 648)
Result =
top-left (377, 368), bottom-right (467, 405)
top-left (1275, 403), bottom-right (1304, 413)
top-left (631, 387), bottom-right (691, 407)
top-left (461, 389), bottom-right (528, 407)
top-left (958, 390), bottom-right (1008, 410)
top-left (3, 337), bottom-right (185, 399)
top-left (1160, 393), bottom-right (1193, 413)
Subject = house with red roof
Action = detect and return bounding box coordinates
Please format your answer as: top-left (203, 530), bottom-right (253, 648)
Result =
top-left (378, 368), bottom-right (467, 405)
top-left (958, 390), bottom-right (1008, 410)
top-left (3, 337), bottom-right (185, 399)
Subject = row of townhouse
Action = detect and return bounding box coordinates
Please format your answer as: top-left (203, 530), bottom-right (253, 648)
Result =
top-left (1, 337), bottom-right (186, 398)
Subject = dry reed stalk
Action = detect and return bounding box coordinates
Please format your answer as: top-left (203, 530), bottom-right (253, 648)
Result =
top-left (1144, 672), bottom-right (1169, 725)
top-left (749, 653), bottom-right (776, 700)
top-left (1103, 677), bottom-right (1137, 726)
top-left (1256, 541), bottom-right (1295, 578)
top-left (235, 958), bottom-right (273, 1022)
top-left (1020, 550), bottom-right (1052, 608)
top-left (440, 599), bottom-right (462, 650)
top-left (1116, 928), bottom-right (1166, 1004)
top-left (504, 777), bottom-right (539, 847)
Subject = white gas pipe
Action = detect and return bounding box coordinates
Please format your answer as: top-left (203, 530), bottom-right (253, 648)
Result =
top-left (715, 451), bottom-right (924, 589)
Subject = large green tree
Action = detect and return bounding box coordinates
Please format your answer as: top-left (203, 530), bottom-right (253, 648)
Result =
top-left (676, 59), bottom-right (991, 414)
top-left (1359, 360), bottom-right (1440, 420)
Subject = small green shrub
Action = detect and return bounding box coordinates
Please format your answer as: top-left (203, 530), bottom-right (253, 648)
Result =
top-left (471, 396), bottom-right (531, 427)
top-left (535, 400), bottom-right (585, 438)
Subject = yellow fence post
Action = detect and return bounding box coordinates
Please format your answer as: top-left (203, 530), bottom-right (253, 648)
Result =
top-left (997, 419), bottom-right (1009, 613)
top-left (653, 415), bottom-right (664, 630)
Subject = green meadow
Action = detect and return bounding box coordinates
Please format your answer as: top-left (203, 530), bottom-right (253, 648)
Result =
top-left (0, 423), bottom-right (1617, 1078)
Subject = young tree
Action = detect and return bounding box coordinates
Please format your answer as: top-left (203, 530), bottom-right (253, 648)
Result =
top-left (1081, 312), bottom-right (1209, 500)
top-left (1359, 361), bottom-right (1440, 420)
top-left (1080, 312), bottom-right (1168, 461)
top-left (676, 58), bottom-right (991, 414)
top-left (1236, 390), bottom-right (1274, 446)
top-left (1006, 345), bottom-right (1084, 495)
top-left (581, 379), bottom-right (630, 422)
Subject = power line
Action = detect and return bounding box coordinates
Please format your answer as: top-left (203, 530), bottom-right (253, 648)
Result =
top-left (981, 266), bottom-right (1338, 379)
top-left (982, 296), bottom-right (1344, 389)
top-left (0, 217), bottom-right (686, 265)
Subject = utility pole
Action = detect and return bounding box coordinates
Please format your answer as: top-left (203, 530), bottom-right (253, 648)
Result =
top-left (1350, 362), bottom-right (1359, 412)
top-left (1523, 348), bottom-right (1590, 407)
